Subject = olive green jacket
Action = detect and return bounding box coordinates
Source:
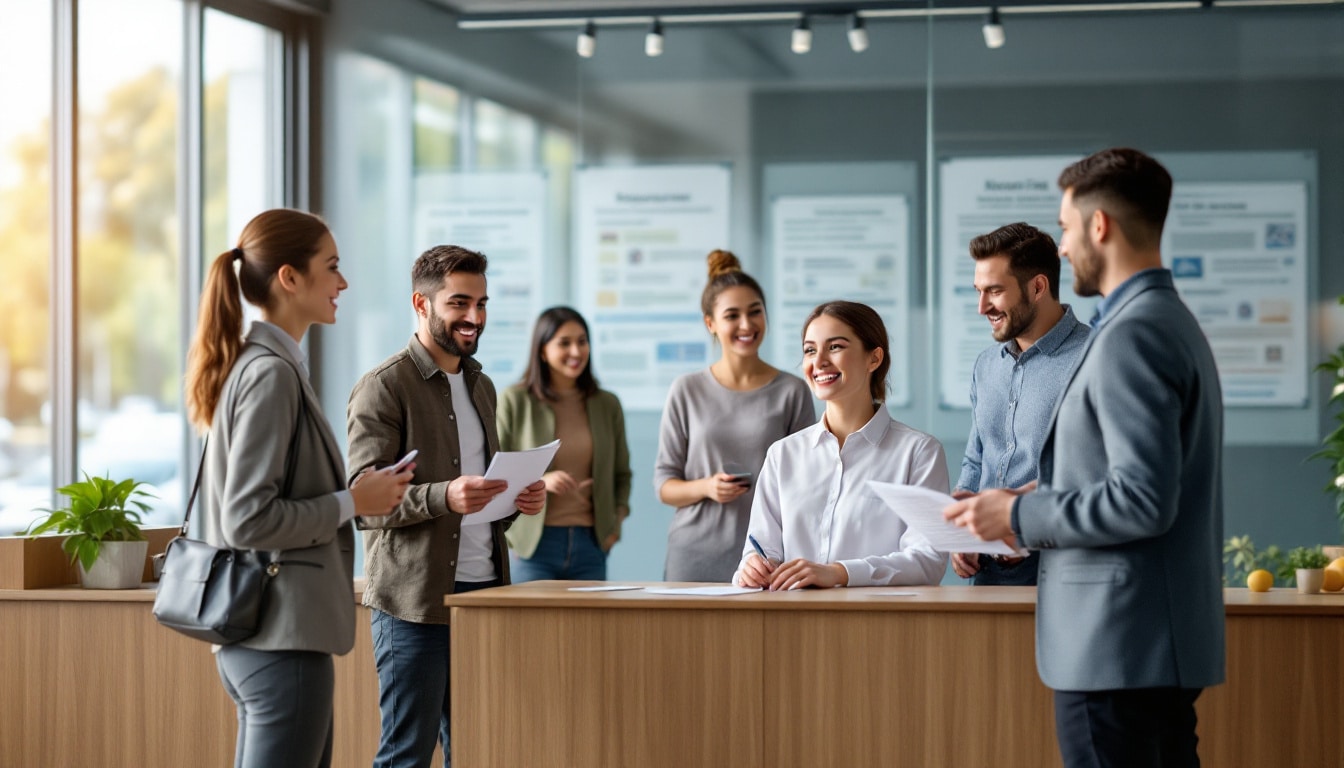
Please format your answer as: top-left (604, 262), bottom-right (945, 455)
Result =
top-left (496, 384), bottom-right (632, 558)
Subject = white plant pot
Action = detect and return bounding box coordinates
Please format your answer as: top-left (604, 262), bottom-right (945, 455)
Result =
top-left (79, 540), bottom-right (149, 589)
top-left (1295, 567), bottom-right (1325, 595)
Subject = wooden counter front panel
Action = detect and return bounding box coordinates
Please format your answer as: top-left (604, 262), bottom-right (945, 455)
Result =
top-left (451, 606), bottom-right (764, 768)
top-left (765, 609), bottom-right (1056, 768)
top-left (0, 598), bottom-right (397, 768)
top-left (1198, 613), bottom-right (1344, 767)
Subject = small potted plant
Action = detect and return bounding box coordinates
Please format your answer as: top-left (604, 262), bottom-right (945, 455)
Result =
top-left (1277, 545), bottom-right (1330, 594)
top-left (22, 472), bottom-right (152, 589)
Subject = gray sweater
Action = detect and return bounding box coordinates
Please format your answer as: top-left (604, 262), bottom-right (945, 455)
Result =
top-left (654, 369), bottom-right (815, 582)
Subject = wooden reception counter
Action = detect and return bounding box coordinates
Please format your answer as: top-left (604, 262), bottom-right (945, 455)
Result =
top-left (447, 583), bottom-right (1344, 768)
top-left (1, 582), bottom-right (1338, 767)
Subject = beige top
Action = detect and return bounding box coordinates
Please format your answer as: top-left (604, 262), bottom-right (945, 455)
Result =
top-left (545, 390), bottom-right (595, 528)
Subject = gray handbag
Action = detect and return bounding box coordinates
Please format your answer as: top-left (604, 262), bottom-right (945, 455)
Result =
top-left (152, 354), bottom-right (305, 645)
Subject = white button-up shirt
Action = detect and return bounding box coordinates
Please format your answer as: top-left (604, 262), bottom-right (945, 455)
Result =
top-left (736, 407), bottom-right (949, 587)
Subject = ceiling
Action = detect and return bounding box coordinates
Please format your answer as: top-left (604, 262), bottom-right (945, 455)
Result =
top-left (435, 1), bottom-right (887, 13)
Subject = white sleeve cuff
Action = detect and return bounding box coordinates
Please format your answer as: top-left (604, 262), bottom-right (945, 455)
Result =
top-left (336, 490), bottom-right (356, 526)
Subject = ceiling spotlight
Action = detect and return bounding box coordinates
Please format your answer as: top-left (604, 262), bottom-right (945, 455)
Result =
top-left (982, 8), bottom-right (1005, 49)
top-left (847, 13), bottom-right (869, 53)
top-left (791, 15), bottom-right (812, 55)
top-left (577, 20), bottom-right (596, 58)
top-left (645, 18), bottom-right (664, 57)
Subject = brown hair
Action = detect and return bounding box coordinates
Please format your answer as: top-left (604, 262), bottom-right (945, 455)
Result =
top-left (1058, 148), bottom-right (1173, 250)
top-left (184, 208), bottom-right (329, 431)
top-left (412, 245), bottom-right (488, 299)
top-left (969, 222), bottom-right (1062, 300)
top-left (700, 249), bottom-right (766, 318)
top-left (519, 306), bottom-right (600, 402)
top-left (802, 301), bottom-right (891, 403)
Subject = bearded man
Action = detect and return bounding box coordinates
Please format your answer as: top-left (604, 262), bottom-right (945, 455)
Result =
top-left (347, 244), bottom-right (545, 767)
top-left (949, 222), bottom-right (1089, 586)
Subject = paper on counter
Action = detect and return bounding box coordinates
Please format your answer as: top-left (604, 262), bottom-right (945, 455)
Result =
top-left (460, 439), bottom-right (561, 526)
top-left (643, 585), bottom-right (762, 596)
top-left (867, 481), bottom-right (1022, 556)
top-left (567, 585), bottom-right (643, 592)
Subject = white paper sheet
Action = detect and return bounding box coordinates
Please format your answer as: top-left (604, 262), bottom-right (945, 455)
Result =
top-left (867, 481), bottom-right (1021, 555)
top-left (566, 585), bottom-right (644, 592)
top-left (460, 439), bottom-right (561, 526)
top-left (642, 586), bottom-right (762, 596)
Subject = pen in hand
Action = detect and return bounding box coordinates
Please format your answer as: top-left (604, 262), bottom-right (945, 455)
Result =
top-left (747, 534), bottom-right (776, 589)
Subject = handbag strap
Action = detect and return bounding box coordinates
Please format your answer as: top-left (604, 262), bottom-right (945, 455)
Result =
top-left (179, 353), bottom-right (309, 536)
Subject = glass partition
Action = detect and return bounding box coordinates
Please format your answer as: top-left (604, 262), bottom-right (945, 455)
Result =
top-left (323, 0), bottom-right (1344, 580)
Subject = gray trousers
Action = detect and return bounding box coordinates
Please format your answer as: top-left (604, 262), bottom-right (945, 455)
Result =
top-left (215, 645), bottom-right (335, 768)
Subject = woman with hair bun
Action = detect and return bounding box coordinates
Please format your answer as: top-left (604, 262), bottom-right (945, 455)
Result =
top-left (654, 250), bottom-right (815, 582)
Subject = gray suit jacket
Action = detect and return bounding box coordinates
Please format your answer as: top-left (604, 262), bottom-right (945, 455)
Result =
top-left (1015, 269), bottom-right (1225, 692)
top-left (199, 322), bottom-right (356, 655)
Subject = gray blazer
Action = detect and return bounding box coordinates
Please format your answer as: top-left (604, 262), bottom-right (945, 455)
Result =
top-left (199, 322), bottom-right (356, 656)
top-left (1015, 269), bottom-right (1225, 692)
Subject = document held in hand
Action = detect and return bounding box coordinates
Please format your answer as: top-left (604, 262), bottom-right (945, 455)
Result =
top-left (460, 439), bottom-right (561, 526)
top-left (866, 480), bottom-right (1023, 555)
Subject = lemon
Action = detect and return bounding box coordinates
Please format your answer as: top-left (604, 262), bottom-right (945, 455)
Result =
top-left (1323, 568), bottom-right (1344, 593)
top-left (1328, 557), bottom-right (1344, 574)
top-left (1246, 569), bottom-right (1273, 592)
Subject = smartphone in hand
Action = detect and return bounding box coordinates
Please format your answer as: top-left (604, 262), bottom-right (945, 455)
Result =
top-left (728, 472), bottom-right (752, 486)
top-left (385, 449), bottom-right (418, 473)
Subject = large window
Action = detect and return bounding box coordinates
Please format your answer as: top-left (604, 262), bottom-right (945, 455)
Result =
top-left (0, 0), bottom-right (53, 534)
top-left (0, 0), bottom-right (309, 536)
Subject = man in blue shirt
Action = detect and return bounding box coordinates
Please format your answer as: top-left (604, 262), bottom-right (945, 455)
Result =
top-left (951, 222), bottom-right (1089, 586)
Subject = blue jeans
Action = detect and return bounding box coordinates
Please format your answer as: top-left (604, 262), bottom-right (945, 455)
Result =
top-left (511, 525), bottom-right (607, 582)
top-left (370, 580), bottom-right (499, 768)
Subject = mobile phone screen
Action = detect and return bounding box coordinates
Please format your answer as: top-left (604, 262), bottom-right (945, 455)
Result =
top-left (387, 449), bottom-right (419, 472)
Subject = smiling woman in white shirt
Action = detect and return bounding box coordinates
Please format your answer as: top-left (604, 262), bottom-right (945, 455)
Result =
top-left (734, 301), bottom-right (950, 590)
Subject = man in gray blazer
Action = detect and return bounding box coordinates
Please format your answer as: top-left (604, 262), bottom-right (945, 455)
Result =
top-left (946, 147), bottom-right (1225, 767)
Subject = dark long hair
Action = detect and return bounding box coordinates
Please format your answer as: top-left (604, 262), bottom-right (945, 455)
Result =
top-left (518, 306), bottom-right (600, 402)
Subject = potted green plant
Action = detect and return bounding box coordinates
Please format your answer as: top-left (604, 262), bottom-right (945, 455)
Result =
top-left (1311, 294), bottom-right (1344, 559)
top-left (1277, 545), bottom-right (1330, 594)
top-left (22, 472), bottom-right (152, 589)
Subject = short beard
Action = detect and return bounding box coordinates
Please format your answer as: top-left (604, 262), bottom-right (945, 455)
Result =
top-left (992, 295), bottom-right (1039, 343)
top-left (428, 308), bottom-right (480, 357)
top-left (1071, 237), bottom-right (1103, 298)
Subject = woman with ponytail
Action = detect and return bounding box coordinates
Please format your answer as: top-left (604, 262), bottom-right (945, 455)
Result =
top-left (653, 250), bottom-right (815, 582)
top-left (185, 209), bottom-right (412, 768)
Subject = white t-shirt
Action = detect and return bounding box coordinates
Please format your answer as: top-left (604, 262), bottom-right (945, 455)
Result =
top-left (446, 370), bottom-right (496, 582)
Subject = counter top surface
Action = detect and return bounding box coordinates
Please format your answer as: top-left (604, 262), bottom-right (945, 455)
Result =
top-left (4, 579), bottom-right (1339, 616)
top-left (445, 581), bottom-right (1344, 616)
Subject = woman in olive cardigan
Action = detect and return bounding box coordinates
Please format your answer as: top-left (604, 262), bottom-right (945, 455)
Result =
top-left (497, 307), bottom-right (632, 581)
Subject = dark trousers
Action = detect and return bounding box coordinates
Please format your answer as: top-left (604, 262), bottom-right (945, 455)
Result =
top-left (1054, 687), bottom-right (1203, 768)
top-left (215, 646), bottom-right (334, 768)
top-left (371, 579), bottom-right (501, 768)
top-left (971, 550), bottom-right (1040, 586)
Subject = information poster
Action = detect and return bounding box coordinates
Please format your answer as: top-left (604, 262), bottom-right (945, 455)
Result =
top-left (770, 195), bottom-right (911, 405)
top-left (414, 171), bottom-right (547, 383)
top-left (575, 165), bottom-right (732, 410)
top-left (1163, 181), bottom-right (1308, 406)
top-left (937, 155), bottom-right (1093, 408)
